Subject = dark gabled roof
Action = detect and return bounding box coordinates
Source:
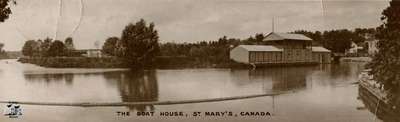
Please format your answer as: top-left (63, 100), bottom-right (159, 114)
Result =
top-left (263, 32), bottom-right (313, 41)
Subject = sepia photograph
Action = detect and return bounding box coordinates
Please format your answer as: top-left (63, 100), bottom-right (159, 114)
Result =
top-left (0, 0), bottom-right (399, 122)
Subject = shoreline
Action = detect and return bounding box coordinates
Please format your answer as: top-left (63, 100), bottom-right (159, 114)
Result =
top-left (15, 57), bottom-right (336, 70)
top-left (340, 57), bottom-right (372, 62)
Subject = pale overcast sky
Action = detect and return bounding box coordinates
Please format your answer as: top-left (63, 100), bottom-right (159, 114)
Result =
top-left (0, 0), bottom-right (390, 51)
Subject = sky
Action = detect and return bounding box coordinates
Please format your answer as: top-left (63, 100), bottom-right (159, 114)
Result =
top-left (0, 0), bottom-right (391, 51)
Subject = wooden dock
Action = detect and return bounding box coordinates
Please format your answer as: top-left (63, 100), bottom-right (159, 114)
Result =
top-left (358, 77), bottom-right (400, 121)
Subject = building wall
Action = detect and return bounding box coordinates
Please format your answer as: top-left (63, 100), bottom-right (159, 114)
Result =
top-left (282, 48), bottom-right (312, 63)
top-left (249, 51), bottom-right (282, 64)
top-left (230, 47), bottom-right (249, 63)
top-left (278, 40), bottom-right (313, 63)
top-left (312, 52), bottom-right (331, 64)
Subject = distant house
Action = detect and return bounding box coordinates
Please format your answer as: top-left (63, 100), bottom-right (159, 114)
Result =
top-left (366, 38), bottom-right (379, 55)
top-left (345, 42), bottom-right (363, 56)
top-left (229, 32), bottom-right (331, 65)
top-left (73, 49), bottom-right (102, 57)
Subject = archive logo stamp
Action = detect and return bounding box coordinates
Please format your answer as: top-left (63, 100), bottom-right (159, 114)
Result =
top-left (3, 103), bottom-right (22, 118)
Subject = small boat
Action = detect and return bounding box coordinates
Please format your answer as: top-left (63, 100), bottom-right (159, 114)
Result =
top-left (358, 69), bottom-right (400, 122)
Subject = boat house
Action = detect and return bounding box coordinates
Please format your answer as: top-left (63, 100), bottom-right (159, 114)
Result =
top-left (230, 45), bottom-right (283, 64)
top-left (230, 32), bottom-right (331, 65)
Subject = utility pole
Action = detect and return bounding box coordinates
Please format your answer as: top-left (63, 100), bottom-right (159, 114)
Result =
top-left (272, 17), bottom-right (275, 32)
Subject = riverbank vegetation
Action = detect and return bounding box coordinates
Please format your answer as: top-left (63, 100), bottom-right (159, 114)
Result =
top-left (18, 57), bottom-right (125, 68)
top-left (367, 0), bottom-right (400, 104)
top-left (21, 37), bottom-right (78, 57)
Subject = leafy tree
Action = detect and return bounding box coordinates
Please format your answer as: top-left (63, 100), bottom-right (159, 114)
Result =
top-left (47, 40), bottom-right (66, 57)
top-left (40, 38), bottom-right (53, 57)
top-left (0, 42), bottom-right (4, 51)
top-left (293, 30), bottom-right (323, 46)
top-left (368, 0), bottom-right (400, 94)
top-left (102, 37), bottom-right (119, 56)
top-left (120, 19), bottom-right (160, 68)
top-left (0, 42), bottom-right (7, 58)
top-left (64, 37), bottom-right (75, 50)
top-left (0, 0), bottom-right (15, 22)
top-left (323, 29), bottom-right (354, 53)
top-left (63, 37), bottom-right (76, 56)
top-left (22, 40), bottom-right (39, 57)
top-left (254, 33), bottom-right (265, 44)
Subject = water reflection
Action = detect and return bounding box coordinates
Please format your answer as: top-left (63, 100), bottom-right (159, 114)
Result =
top-left (330, 62), bottom-right (365, 78)
top-left (231, 66), bottom-right (317, 92)
top-left (24, 73), bottom-right (75, 85)
top-left (23, 70), bottom-right (159, 111)
top-left (6, 61), bottom-right (386, 122)
top-left (103, 70), bottom-right (159, 111)
top-left (251, 67), bottom-right (311, 91)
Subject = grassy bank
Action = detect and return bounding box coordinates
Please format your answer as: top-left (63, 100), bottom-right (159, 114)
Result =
top-left (18, 56), bottom-right (247, 69)
top-left (19, 56), bottom-right (327, 69)
top-left (18, 57), bottom-right (126, 68)
top-left (340, 57), bottom-right (372, 62)
top-left (0, 51), bottom-right (23, 59)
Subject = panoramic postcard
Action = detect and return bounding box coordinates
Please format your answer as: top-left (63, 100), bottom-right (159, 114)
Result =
top-left (0, 0), bottom-right (399, 122)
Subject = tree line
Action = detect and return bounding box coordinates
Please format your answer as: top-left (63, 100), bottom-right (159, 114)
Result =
top-left (293, 28), bottom-right (376, 53)
top-left (21, 37), bottom-right (76, 57)
top-left (102, 24), bottom-right (378, 67)
top-left (18, 17), bottom-right (379, 68)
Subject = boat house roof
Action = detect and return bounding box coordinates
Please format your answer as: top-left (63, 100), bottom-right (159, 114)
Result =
top-left (237, 45), bottom-right (283, 52)
top-left (263, 32), bottom-right (313, 41)
top-left (312, 46), bottom-right (331, 52)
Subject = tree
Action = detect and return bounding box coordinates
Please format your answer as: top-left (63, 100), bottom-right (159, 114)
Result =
top-left (47, 40), bottom-right (66, 57)
top-left (293, 30), bottom-right (324, 46)
top-left (102, 37), bottom-right (119, 56)
top-left (40, 38), bottom-right (53, 57)
top-left (63, 37), bottom-right (76, 56)
top-left (120, 19), bottom-right (160, 68)
top-left (0, 42), bottom-right (7, 58)
top-left (322, 29), bottom-right (353, 53)
top-left (368, 0), bottom-right (400, 94)
top-left (22, 40), bottom-right (39, 57)
top-left (64, 37), bottom-right (75, 50)
top-left (0, 0), bottom-right (15, 22)
top-left (0, 42), bottom-right (4, 51)
top-left (254, 33), bottom-right (265, 44)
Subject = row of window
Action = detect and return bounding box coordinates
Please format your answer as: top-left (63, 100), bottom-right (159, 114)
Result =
top-left (249, 52), bottom-right (282, 63)
top-left (249, 51), bottom-right (317, 63)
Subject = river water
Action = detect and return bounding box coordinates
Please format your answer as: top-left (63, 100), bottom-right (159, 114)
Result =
top-left (0, 59), bottom-right (381, 122)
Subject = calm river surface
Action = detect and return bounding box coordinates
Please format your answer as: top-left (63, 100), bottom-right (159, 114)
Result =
top-left (0, 59), bottom-right (380, 122)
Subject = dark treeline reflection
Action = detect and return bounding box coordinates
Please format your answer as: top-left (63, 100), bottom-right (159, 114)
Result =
top-left (23, 70), bottom-right (159, 111)
top-left (24, 73), bottom-right (75, 85)
top-left (231, 66), bottom-right (316, 92)
top-left (103, 70), bottom-right (159, 111)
